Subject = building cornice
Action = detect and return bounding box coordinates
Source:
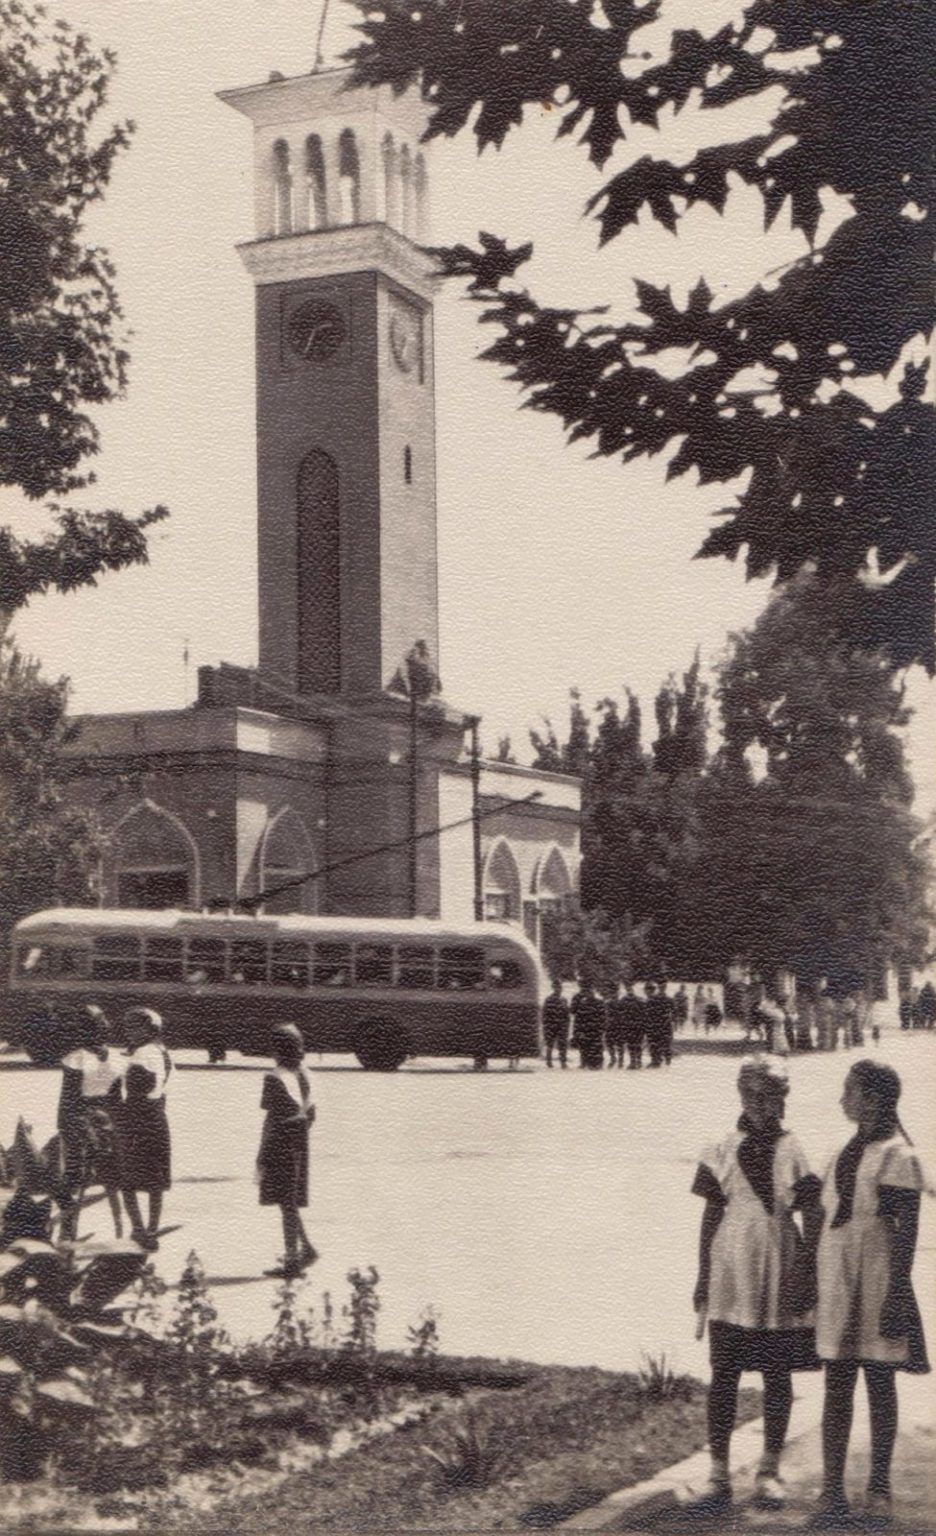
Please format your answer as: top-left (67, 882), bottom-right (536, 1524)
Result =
top-left (237, 223), bottom-right (439, 300)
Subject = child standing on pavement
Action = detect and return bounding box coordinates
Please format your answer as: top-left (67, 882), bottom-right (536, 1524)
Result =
top-left (257, 1022), bottom-right (318, 1279)
top-left (688, 1057), bottom-right (822, 1514)
top-left (811, 1061), bottom-right (928, 1529)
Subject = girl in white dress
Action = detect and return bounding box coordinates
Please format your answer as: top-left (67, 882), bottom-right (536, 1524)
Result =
top-left (57, 1005), bottom-right (125, 1239)
top-left (688, 1057), bottom-right (822, 1513)
top-left (812, 1061), bottom-right (928, 1528)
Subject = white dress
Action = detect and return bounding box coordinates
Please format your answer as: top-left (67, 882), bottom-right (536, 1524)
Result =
top-left (816, 1133), bottom-right (927, 1367)
top-left (697, 1128), bottom-right (815, 1334)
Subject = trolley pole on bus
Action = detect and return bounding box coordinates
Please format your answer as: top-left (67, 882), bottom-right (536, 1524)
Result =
top-left (467, 716), bottom-right (483, 922)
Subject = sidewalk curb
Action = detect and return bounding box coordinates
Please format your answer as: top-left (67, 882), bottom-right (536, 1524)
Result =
top-left (560, 1387), bottom-right (824, 1531)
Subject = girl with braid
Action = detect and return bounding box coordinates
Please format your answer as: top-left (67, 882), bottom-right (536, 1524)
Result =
top-left (686, 1057), bottom-right (822, 1514)
top-left (811, 1061), bottom-right (929, 1529)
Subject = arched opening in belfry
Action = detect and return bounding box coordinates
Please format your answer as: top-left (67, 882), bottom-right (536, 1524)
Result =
top-left (399, 143), bottom-right (414, 237)
top-left (297, 448), bottom-right (341, 695)
top-left (260, 808), bottom-right (319, 915)
top-left (272, 139), bottom-right (293, 235)
top-left (381, 132), bottom-right (399, 227)
top-left (305, 134), bottom-right (328, 229)
top-left (338, 128), bottom-right (361, 224)
top-left (414, 153), bottom-right (429, 239)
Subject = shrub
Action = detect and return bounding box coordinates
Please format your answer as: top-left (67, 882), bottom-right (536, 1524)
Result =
top-left (637, 1352), bottom-right (693, 1403)
top-left (423, 1406), bottom-right (505, 1491)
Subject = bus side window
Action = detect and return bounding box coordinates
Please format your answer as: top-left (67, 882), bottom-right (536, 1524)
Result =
top-left (488, 957), bottom-right (524, 989)
top-left (92, 934), bottom-right (142, 982)
top-left (355, 944), bottom-right (392, 987)
top-left (230, 939), bottom-right (268, 985)
top-left (185, 938), bottom-right (226, 984)
top-left (55, 947), bottom-right (90, 979)
top-left (397, 945), bottom-right (435, 990)
top-left (143, 935), bottom-right (184, 982)
top-left (272, 941), bottom-right (310, 989)
top-left (313, 943), bottom-right (351, 987)
top-left (438, 947), bottom-right (485, 991)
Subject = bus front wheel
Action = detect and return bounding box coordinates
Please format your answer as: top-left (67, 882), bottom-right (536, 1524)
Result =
top-left (356, 1022), bottom-right (409, 1072)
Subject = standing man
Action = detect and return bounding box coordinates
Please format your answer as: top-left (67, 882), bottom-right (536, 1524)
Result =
top-left (542, 982), bottom-right (571, 1069)
top-left (571, 980), bottom-right (606, 1070)
top-left (604, 983), bottom-right (627, 1069)
top-left (644, 982), bottom-right (675, 1067)
top-left (673, 984), bottom-right (689, 1032)
top-left (621, 982), bottom-right (646, 1069)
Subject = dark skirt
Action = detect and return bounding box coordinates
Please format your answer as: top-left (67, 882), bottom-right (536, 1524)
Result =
top-left (710, 1321), bottom-right (821, 1374)
top-left (117, 1100), bottom-right (172, 1193)
top-left (63, 1099), bottom-right (121, 1190)
top-left (258, 1119), bottom-right (309, 1208)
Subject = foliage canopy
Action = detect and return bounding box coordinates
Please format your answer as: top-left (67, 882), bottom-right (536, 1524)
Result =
top-left (0, 0), bottom-right (166, 623)
top-left (348, 0), bottom-right (936, 669)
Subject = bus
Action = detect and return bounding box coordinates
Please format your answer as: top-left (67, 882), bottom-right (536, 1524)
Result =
top-left (6, 908), bottom-right (547, 1070)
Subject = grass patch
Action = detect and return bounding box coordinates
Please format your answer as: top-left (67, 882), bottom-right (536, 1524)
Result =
top-left (136, 1358), bottom-right (760, 1533)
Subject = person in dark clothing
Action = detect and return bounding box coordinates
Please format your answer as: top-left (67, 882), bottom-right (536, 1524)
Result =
top-left (917, 981), bottom-right (936, 1030)
top-left (898, 990), bottom-right (912, 1030)
top-left (571, 982), bottom-right (606, 1069)
top-left (644, 982), bottom-right (675, 1067)
top-left (257, 1022), bottom-right (318, 1279)
top-left (673, 985), bottom-right (689, 1032)
top-left (620, 984), bottom-right (646, 1069)
top-left (117, 1008), bottom-right (173, 1252)
top-left (604, 985), bottom-right (627, 1069)
top-left (542, 984), bottom-right (571, 1069)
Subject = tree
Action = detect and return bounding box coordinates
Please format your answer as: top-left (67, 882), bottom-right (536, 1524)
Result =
top-left (530, 687), bottom-right (590, 776)
top-left (0, 642), bottom-right (99, 959)
top-left (700, 575), bottom-right (932, 988)
top-left (0, 1), bottom-right (167, 630)
top-left (348, 1), bottom-right (935, 669)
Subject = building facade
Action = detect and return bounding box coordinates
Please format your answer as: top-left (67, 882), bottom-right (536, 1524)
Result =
top-left (63, 67), bottom-right (580, 938)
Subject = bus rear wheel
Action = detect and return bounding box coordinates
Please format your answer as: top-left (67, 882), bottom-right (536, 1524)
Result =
top-left (356, 1021), bottom-right (409, 1072)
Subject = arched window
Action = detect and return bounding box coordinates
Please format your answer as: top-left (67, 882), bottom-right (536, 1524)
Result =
top-left (399, 144), bottom-right (414, 237)
top-left (338, 129), bottom-right (361, 224)
top-left (414, 153), bottom-right (429, 239)
top-left (272, 139), bottom-right (293, 235)
top-left (306, 134), bottom-right (328, 229)
top-left (483, 840), bottom-right (522, 923)
top-left (260, 809), bottom-right (318, 915)
top-left (381, 133), bottom-right (399, 227)
top-left (404, 445), bottom-right (413, 484)
top-left (107, 801), bottom-right (199, 910)
top-left (297, 449), bottom-right (340, 695)
top-left (535, 846), bottom-right (573, 921)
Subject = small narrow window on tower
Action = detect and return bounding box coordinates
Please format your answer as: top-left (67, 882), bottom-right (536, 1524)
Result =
top-left (306, 135), bottom-right (327, 229)
top-left (338, 128), bottom-right (361, 224)
top-left (272, 139), bottom-right (293, 235)
top-left (399, 145), bottom-right (415, 237)
top-left (404, 445), bottom-right (413, 484)
top-left (382, 133), bottom-right (399, 227)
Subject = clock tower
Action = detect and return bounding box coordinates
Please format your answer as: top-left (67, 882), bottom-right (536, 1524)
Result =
top-left (218, 67), bottom-right (439, 699)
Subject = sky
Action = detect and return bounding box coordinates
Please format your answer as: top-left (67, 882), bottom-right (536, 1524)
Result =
top-left (6, 0), bottom-right (935, 814)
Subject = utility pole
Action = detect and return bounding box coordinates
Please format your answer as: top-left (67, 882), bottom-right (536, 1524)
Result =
top-left (408, 670), bottom-right (419, 918)
top-left (467, 716), bottom-right (483, 921)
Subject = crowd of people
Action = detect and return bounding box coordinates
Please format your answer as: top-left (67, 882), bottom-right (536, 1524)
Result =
top-left (54, 1004), bottom-right (316, 1278)
top-left (539, 972), bottom-right (887, 1071)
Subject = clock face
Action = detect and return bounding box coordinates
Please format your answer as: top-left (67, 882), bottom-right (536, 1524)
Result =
top-left (287, 301), bottom-right (346, 362)
top-left (389, 303), bottom-right (422, 374)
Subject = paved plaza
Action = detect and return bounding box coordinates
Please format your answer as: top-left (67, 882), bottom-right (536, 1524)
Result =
top-left (2, 1027), bottom-right (934, 1382)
